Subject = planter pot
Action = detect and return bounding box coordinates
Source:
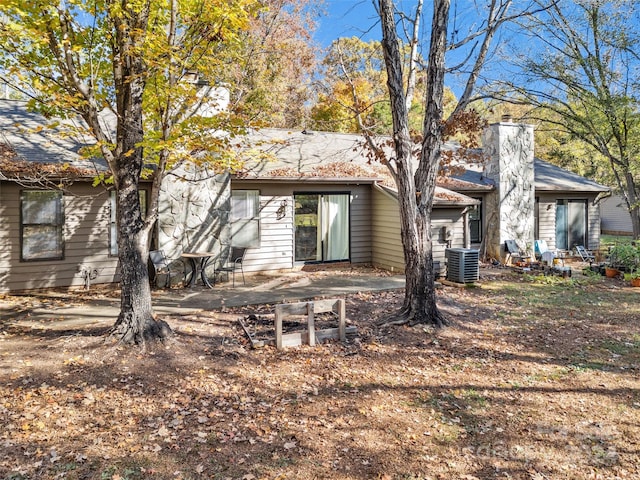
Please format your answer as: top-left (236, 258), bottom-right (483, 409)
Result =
top-left (631, 277), bottom-right (640, 287)
top-left (605, 267), bottom-right (620, 278)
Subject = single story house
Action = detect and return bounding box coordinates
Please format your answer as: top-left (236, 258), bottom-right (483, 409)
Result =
top-left (0, 99), bottom-right (609, 293)
top-left (228, 123), bottom-right (610, 272)
top-left (221, 128), bottom-right (480, 275)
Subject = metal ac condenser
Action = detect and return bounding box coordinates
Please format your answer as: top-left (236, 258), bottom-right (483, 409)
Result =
top-left (445, 248), bottom-right (480, 283)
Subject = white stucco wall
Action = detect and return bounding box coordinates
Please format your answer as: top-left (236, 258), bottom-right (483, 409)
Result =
top-left (482, 122), bottom-right (535, 260)
top-left (157, 166), bottom-right (230, 262)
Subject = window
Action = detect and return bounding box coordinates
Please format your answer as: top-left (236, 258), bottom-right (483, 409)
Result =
top-left (231, 190), bottom-right (260, 247)
top-left (556, 199), bottom-right (587, 250)
top-left (469, 198), bottom-right (482, 244)
top-left (109, 190), bottom-right (147, 256)
top-left (21, 190), bottom-right (64, 261)
top-left (294, 193), bottom-right (350, 262)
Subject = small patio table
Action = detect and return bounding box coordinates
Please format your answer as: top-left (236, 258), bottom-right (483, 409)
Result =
top-left (181, 252), bottom-right (217, 288)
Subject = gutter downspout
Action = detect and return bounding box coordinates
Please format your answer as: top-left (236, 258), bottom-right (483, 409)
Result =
top-left (461, 206), bottom-right (472, 249)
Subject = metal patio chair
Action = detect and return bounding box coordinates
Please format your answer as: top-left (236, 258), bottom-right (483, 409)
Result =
top-left (504, 239), bottom-right (527, 265)
top-left (574, 245), bottom-right (595, 263)
top-left (218, 246), bottom-right (246, 287)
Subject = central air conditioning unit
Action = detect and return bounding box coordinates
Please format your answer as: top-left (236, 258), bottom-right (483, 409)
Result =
top-left (445, 248), bottom-right (480, 283)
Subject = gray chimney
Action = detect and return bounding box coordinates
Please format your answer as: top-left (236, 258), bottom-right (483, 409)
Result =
top-left (482, 121), bottom-right (535, 261)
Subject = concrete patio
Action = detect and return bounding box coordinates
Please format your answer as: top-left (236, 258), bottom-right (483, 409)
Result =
top-left (0, 268), bottom-right (406, 329)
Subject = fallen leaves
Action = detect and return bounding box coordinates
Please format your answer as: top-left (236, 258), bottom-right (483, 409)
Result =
top-left (1, 269), bottom-right (639, 479)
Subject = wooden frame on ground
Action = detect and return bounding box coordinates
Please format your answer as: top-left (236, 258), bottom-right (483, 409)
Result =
top-left (239, 298), bottom-right (356, 349)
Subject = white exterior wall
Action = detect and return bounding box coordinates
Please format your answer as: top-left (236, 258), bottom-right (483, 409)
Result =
top-left (232, 181), bottom-right (373, 273)
top-left (536, 197), bottom-right (557, 251)
top-left (537, 193), bottom-right (602, 251)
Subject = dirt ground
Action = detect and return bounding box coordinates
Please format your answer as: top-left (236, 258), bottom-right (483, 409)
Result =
top-left (1, 266), bottom-right (639, 480)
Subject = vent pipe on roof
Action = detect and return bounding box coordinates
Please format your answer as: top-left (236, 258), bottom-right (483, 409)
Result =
top-left (501, 113), bottom-right (513, 123)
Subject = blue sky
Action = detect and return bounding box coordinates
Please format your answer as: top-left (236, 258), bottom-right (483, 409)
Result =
top-left (314, 1), bottom-right (381, 47)
top-left (312, 1), bottom-right (477, 95)
top-left (311, 1), bottom-right (518, 97)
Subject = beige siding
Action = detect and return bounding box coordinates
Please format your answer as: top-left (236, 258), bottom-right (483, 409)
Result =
top-left (432, 209), bottom-right (466, 263)
top-left (536, 193), bottom-right (602, 251)
top-left (232, 181), bottom-right (373, 272)
top-left (536, 197), bottom-right (557, 251)
top-left (0, 182), bottom-right (120, 293)
top-left (247, 194), bottom-right (294, 272)
top-left (371, 188), bottom-right (404, 272)
top-left (601, 195), bottom-right (632, 235)
top-left (588, 200), bottom-right (601, 249)
top-left (371, 187), bottom-right (467, 274)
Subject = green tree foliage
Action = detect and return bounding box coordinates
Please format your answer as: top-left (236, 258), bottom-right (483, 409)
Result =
top-left (0, 0), bottom-right (258, 344)
top-left (496, 0), bottom-right (640, 238)
top-left (311, 37), bottom-right (388, 133)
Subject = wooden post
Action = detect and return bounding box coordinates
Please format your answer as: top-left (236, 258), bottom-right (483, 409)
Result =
top-left (274, 299), bottom-right (350, 349)
top-left (307, 302), bottom-right (315, 347)
top-left (337, 298), bottom-right (346, 342)
top-left (275, 306), bottom-right (283, 350)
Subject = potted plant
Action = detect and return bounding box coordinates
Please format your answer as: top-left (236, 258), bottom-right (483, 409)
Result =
top-left (630, 272), bottom-right (640, 287)
top-left (626, 266), bottom-right (640, 287)
top-left (608, 244), bottom-right (640, 278)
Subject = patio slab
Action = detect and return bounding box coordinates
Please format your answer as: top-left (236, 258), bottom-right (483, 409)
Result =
top-left (1, 269), bottom-right (406, 328)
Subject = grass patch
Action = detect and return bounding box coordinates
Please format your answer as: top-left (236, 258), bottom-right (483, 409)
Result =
top-left (601, 339), bottom-right (640, 355)
top-left (601, 234), bottom-right (635, 249)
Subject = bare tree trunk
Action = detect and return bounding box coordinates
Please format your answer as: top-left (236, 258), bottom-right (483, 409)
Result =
top-left (631, 208), bottom-right (640, 240)
top-left (623, 173), bottom-right (640, 239)
top-left (109, 174), bottom-right (171, 345)
top-left (379, 0), bottom-right (448, 327)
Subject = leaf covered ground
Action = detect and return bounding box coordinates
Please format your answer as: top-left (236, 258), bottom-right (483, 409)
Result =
top-left (1, 267), bottom-right (639, 480)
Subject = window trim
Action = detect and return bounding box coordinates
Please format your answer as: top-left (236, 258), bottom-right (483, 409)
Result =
top-left (20, 190), bottom-right (65, 262)
top-left (469, 197), bottom-right (483, 244)
top-left (230, 189), bottom-right (261, 248)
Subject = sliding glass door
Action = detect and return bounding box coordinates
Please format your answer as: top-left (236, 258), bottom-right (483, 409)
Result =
top-left (294, 193), bottom-right (350, 262)
top-left (556, 199), bottom-right (587, 250)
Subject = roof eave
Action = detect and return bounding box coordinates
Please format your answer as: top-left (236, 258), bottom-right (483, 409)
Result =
top-left (442, 185), bottom-right (494, 192)
top-left (434, 199), bottom-right (481, 207)
top-left (374, 183), bottom-right (480, 207)
top-left (232, 176), bottom-right (383, 184)
top-left (535, 186), bottom-right (611, 193)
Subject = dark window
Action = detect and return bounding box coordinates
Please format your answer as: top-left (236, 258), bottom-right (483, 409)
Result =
top-left (469, 198), bottom-right (482, 243)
